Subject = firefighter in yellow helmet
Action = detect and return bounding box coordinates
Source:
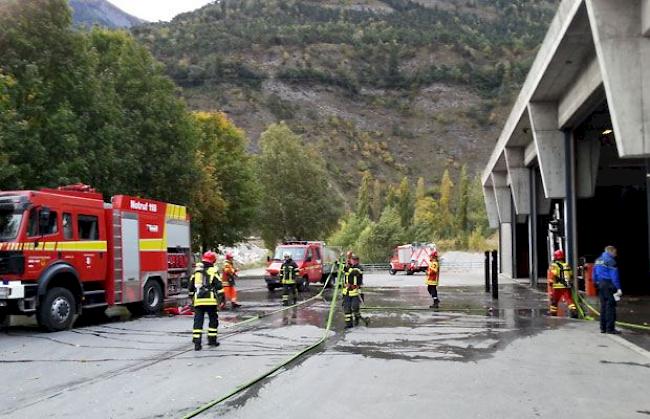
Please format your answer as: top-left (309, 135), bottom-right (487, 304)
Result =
top-left (189, 251), bottom-right (224, 351)
top-left (426, 251), bottom-right (440, 309)
top-left (342, 254), bottom-right (363, 328)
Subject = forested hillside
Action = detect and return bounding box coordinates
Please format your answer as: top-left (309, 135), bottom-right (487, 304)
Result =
top-left (134, 0), bottom-right (558, 198)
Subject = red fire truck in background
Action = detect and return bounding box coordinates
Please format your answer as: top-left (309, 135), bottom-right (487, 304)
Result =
top-left (389, 243), bottom-right (436, 275)
top-left (264, 241), bottom-right (337, 291)
top-left (0, 184), bottom-right (191, 331)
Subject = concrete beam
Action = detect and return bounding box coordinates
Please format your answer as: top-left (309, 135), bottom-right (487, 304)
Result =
top-left (528, 102), bottom-right (567, 198)
top-left (505, 147), bottom-right (531, 215)
top-left (483, 186), bottom-right (500, 229)
top-left (641, 0), bottom-right (650, 37)
top-left (481, 0), bottom-right (584, 185)
top-left (576, 138), bottom-right (600, 198)
top-left (558, 55), bottom-right (604, 129)
top-left (524, 141), bottom-right (537, 166)
top-left (492, 172), bottom-right (512, 224)
top-left (586, 0), bottom-right (650, 156)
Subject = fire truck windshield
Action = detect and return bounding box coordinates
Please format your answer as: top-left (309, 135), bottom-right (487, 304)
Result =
top-left (0, 209), bottom-right (22, 242)
top-left (273, 247), bottom-right (306, 261)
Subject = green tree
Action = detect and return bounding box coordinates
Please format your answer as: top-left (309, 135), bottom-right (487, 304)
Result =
top-left (370, 178), bottom-right (384, 221)
top-left (397, 177), bottom-right (414, 227)
top-left (256, 122), bottom-right (342, 248)
top-left (328, 213), bottom-right (371, 251)
top-left (355, 171), bottom-right (372, 219)
top-left (455, 165), bottom-right (470, 246)
top-left (415, 177), bottom-right (426, 200)
top-left (438, 169), bottom-right (455, 238)
top-left (355, 207), bottom-right (403, 262)
top-left (193, 112), bottom-right (259, 247)
top-left (385, 184), bottom-right (399, 208)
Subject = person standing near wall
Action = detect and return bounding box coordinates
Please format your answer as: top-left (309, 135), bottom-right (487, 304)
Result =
top-left (593, 246), bottom-right (622, 334)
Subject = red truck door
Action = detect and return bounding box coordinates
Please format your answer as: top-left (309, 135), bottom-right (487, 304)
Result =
top-left (305, 245), bottom-right (322, 283)
top-left (72, 211), bottom-right (107, 282)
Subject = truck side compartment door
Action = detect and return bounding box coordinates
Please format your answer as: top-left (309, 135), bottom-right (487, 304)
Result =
top-left (120, 214), bottom-right (141, 303)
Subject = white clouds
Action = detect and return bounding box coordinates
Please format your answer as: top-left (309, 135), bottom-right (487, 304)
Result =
top-left (108, 0), bottom-right (215, 22)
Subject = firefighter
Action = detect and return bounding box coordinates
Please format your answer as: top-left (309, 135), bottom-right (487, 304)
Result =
top-left (221, 252), bottom-right (241, 309)
top-left (189, 251), bottom-right (224, 351)
top-left (594, 246), bottom-right (622, 334)
top-left (426, 251), bottom-right (440, 309)
top-left (280, 251), bottom-right (299, 306)
top-left (548, 250), bottom-right (578, 318)
top-left (342, 254), bottom-right (363, 328)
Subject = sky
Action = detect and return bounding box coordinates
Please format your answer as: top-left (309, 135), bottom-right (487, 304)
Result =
top-left (108, 0), bottom-right (215, 22)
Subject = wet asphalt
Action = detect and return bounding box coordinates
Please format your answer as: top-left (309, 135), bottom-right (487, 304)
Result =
top-left (1, 273), bottom-right (649, 418)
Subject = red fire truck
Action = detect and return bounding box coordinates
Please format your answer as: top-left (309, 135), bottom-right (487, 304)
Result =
top-left (389, 243), bottom-right (436, 275)
top-left (264, 241), bottom-right (337, 291)
top-left (0, 184), bottom-right (191, 331)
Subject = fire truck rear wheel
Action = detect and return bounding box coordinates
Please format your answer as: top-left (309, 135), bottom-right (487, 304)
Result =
top-left (389, 269), bottom-right (396, 275)
top-left (406, 270), bottom-right (414, 276)
top-left (37, 287), bottom-right (77, 332)
top-left (141, 280), bottom-right (163, 315)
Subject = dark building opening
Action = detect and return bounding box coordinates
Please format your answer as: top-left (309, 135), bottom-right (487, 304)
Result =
top-left (575, 104), bottom-right (650, 295)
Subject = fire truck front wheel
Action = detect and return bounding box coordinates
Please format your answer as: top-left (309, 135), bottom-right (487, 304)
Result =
top-left (389, 269), bottom-right (396, 275)
top-left (37, 287), bottom-right (77, 332)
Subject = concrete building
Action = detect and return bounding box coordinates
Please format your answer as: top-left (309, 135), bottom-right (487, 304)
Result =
top-left (482, 0), bottom-right (650, 293)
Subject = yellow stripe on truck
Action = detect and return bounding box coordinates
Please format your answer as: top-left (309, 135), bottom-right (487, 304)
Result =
top-left (56, 241), bottom-right (108, 252)
top-left (139, 238), bottom-right (166, 252)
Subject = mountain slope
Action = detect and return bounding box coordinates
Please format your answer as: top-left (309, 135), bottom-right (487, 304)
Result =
top-left (133, 0), bottom-right (558, 198)
top-left (70, 0), bottom-right (143, 28)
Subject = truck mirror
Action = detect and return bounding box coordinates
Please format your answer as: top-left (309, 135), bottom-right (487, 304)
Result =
top-left (267, 256), bottom-right (271, 263)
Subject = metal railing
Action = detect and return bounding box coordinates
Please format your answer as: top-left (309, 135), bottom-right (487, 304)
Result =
top-left (361, 261), bottom-right (484, 272)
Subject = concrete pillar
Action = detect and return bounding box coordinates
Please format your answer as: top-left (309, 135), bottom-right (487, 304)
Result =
top-left (586, 0), bottom-right (650, 156)
top-left (483, 185), bottom-right (500, 229)
top-left (505, 147), bottom-right (531, 215)
top-left (491, 172), bottom-right (512, 224)
top-left (536, 168), bottom-right (552, 215)
top-left (529, 167), bottom-right (539, 286)
top-left (528, 102), bottom-right (567, 199)
top-left (576, 137), bottom-right (600, 198)
top-left (500, 223), bottom-right (514, 277)
top-left (641, 0), bottom-right (650, 37)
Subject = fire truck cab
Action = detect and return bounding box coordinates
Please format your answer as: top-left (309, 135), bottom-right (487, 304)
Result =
top-left (0, 185), bottom-right (191, 331)
top-left (264, 241), bottom-right (337, 292)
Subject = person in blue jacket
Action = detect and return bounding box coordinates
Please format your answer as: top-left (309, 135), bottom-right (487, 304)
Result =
top-left (593, 246), bottom-right (622, 334)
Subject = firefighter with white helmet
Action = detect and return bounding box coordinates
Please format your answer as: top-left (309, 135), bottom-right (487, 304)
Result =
top-left (280, 251), bottom-right (300, 306)
top-left (189, 251), bottom-right (224, 351)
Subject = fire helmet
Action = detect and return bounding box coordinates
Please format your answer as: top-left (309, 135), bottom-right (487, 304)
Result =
top-left (202, 251), bottom-right (218, 264)
top-left (430, 251), bottom-right (438, 259)
top-left (553, 249), bottom-right (565, 261)
top-left (283, 251), bottom-right (291, 259)
top-left (225, 252), bottom-right (234, 261)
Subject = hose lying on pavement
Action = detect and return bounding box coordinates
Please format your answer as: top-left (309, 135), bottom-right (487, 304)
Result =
top-left (577, 294), bottom-right (650, 331)
top-left (181, 261), bottom-right (344, 419)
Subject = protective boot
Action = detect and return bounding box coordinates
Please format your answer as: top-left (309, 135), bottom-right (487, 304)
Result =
top-left (354, 315), bottom-right (360, 326)
top-left (283, 300), bottom-right (289, 307)
top-left (433, 298), bottom-right (439, 309)
top-left (193, 338), bottom-right (202, 351)
top-left (231, 301), bottom-right (241, 309)
top-left (208, 336), bottom-right (220, 347)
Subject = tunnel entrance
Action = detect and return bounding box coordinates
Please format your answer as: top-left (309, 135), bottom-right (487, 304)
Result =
top-left (575, 104), bottom-right (650, 295)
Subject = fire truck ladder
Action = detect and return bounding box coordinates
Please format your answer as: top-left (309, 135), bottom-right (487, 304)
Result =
top-left (112, 211), bottom-right (123, 304)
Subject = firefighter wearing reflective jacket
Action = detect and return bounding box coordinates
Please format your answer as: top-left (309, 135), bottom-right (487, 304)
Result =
top-left (280, 252), bottom-right (299, 306)
top-left (189, 251), bottom-right (224, 351)
top-left (549, 250), bottom-right (578, 318)
top-left (426, 251), bottom-right (440, 309)
top-left (221, 253), bottom-right (241, 309)
top-left (343, 254), bottom-right (363, 328)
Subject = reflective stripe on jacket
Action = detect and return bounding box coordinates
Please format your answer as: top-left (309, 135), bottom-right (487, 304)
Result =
top-left (343, 265), bottom-right (363, 297)
top-left (550, 262), bottom-right (572, 289)
top-left (189, 266), bottom-right (223, 306)
top-left (280, 259), bottom-right (300, 285)
top-left (426, 260), bottom-right (439, 286)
